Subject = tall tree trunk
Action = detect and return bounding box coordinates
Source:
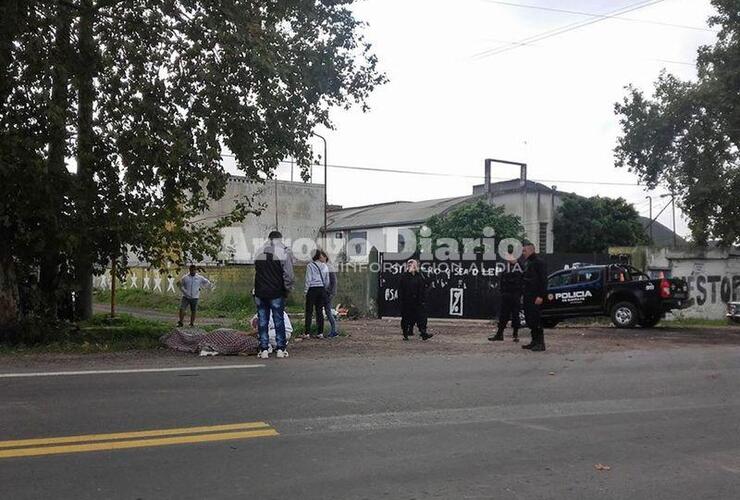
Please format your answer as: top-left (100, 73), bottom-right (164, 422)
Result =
top-left (40, 2), bottom-right (73, 318)
top-left (0, 1), bottom-right (25, 335)
top-left (0, 0), bottom-right (25, 101)
top-left (0, 251), bottom-right (20, 337)
top-left (74, 0), bottom-right (96, 320)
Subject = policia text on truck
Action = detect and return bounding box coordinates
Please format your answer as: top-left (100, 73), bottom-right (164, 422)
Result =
top-left (532, 264), bottom-right (689, 328)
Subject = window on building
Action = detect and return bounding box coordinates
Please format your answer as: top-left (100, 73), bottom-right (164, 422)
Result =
top-left (398, 233), bottom-right (406, 253)
top-left (348, 231), bottom-right (368, 257)
top-left (539, 222), bottom-right (548, 252)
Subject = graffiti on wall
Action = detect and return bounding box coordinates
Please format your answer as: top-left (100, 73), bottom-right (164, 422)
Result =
top-left (676, 273), bottom-right (740, 308)
top-left (93, 269), bottom-right (218, 295)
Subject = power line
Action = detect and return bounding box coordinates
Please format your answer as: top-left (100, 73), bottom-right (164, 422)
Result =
top-left (473, 0), bottom-right (667, 60)
top-left (221, 153), bottom-right (646, 187)
top-left (482, 0), bottom-right (714, 33)
top-left (652, 58), bottom-right (696, 67)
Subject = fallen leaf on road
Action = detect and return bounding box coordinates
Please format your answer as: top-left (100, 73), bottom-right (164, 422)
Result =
top-left (594, 464), bottom-right (611, 471)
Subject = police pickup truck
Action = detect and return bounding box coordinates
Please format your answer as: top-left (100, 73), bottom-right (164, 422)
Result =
top-left (535, 264), bottom-right (689, 328)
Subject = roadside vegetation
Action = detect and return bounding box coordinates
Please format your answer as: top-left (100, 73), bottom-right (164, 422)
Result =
top-left (93, 289), bottom-right (305, 318)
top-left (0, 314), bottom-right (171, 354)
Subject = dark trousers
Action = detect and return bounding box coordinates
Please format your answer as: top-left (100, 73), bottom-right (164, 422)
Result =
top-left (497, 292), bottom-right (521, 333)
top-left (523, 294), bottom-right (544, 345)
top-left (305, 286), bottom-right (326, 335)
top-left (401, 304), bottom-right (427, 336)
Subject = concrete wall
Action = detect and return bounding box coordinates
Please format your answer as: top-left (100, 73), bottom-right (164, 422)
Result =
top-left (94, 263), bottom-right (377, 317)
top-left (482, 191), bottom-right (561, 254)
top-left (204, 176), bottom-right (324, 263)
top-left (636, 247), bottom-right (740, 320)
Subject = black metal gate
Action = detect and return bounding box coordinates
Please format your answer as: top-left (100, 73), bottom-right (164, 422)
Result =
top-left (378, 254), bottom-right (502, 319)
top-left (377, 252), bottom-right (615, 320)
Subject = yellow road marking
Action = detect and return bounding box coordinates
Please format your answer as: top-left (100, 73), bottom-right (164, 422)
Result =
top-left (0, 428), bottom-right (278, 459)
top-left (0, 421), bottom-right (270, 449)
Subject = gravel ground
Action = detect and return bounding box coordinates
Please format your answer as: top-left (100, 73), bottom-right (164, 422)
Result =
top-left (1, 318), bottom-right (739, 372)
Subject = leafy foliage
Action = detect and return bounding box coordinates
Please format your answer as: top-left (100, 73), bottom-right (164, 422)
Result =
top-left (553, 195), bottom-right (648, 253)
top-left (423, 200), bottom-right (524, 251)
top-left (614, 0), bottom-right (740, 246)
top-left (0, 1), bottom-right (385, 328)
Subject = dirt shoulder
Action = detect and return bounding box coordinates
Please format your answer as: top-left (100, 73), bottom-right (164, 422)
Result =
top-left (2, 318), bottom-right (739, 372)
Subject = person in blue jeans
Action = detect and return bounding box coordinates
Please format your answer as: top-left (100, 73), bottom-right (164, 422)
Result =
top-left (319, 251), bottom-right (339, 338)
top-left (253, 231), bottom-right (295, 359)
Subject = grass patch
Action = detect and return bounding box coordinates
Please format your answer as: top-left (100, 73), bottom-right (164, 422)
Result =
top-left (662, 317), bottom-right (734, 327)
top-left (94, 288), bottom-right (304, 317)
top-left (0, 313), bottom-right (170, 354)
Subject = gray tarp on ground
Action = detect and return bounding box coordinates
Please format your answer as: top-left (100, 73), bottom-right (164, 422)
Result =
top-left (161, 328), bottom-right (259, 355)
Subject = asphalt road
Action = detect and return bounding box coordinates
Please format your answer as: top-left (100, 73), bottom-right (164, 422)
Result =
top-left (1, 344), bottom-right (740, 499)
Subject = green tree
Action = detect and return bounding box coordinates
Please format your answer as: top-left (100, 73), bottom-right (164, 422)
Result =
top-left (423, 200), bottom-right (524, 253)
top-left (614, 0), bottom-right (740, 246)
top-left (553, 195), bottom-right (648, 253)
top-left (0, 0), bottom-right (385, 333)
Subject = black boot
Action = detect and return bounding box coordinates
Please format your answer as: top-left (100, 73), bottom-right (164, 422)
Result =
top-left (522, 332), bottom-right (536, 349)
top-left (512, 328), bottom-right (519, 343)
top-left (402, 328), bottom-right (410, 341)
top-left (420, 330), bottom-right (434, 340)
top-left (488, 327), bottom-right (504, 341)
top-left (529, 329), bottom-right (546, 351)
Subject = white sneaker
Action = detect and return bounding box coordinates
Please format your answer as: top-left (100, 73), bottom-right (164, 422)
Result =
top-left (267, 345), bottom-right (274, 354)
top-left (276, 349), bottom-right (289, 359)
top-left (258, 350), bottom-right (269, 359)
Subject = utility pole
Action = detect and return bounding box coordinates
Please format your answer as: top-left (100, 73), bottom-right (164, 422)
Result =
top-left (671, 196), bottom-right (677, 248)
top-left (274, 178), bottom-right (279, 231)
top-left (313, 133), bottom-right (328, 249)
top-left (110, 258), bottom-right (116, 318)
top-left (660, 193), bottom-right (678, 248)
top-left (645, 195), bottom-right (653, 242)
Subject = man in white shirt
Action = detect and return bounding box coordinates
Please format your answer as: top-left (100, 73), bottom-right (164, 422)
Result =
top-left (178, 265), bottom-right (213, 327)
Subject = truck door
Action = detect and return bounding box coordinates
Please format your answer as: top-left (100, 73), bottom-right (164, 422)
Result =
top-left (543, 270), bottom-right (575, 315)
top-left (572, 268), bottom-right (605, 313)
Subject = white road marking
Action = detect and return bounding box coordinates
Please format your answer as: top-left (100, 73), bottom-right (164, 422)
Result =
top-left (0, 364), bottom-right (265, 379)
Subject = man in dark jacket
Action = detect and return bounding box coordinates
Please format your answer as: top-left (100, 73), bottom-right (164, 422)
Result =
top-left (489, 257), bottom-right (523, 342)
top-left (521, 240), bottom-right (547, 351)
top-left (253, 231), bottom-right (295, 359)
top-left (398, 259), bottom-right (433, 341)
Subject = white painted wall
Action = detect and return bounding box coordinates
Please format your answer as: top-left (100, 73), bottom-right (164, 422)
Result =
top-left (646, 248), bottom-right (740, 320)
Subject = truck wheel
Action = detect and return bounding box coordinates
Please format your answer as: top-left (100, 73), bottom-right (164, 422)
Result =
top-left (611, 302), bottom-right (638, 328)
top-left (639, 314), bottom-right (661, 328)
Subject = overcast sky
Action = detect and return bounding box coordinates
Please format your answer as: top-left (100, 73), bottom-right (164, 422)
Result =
top-left (267, 0), bottom-right (719, 238)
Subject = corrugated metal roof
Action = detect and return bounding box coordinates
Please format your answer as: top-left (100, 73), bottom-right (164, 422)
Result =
top-left (327, 195), bottom-right (480, 231)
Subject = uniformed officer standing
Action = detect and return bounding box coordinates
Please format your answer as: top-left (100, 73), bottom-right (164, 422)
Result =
top-left (488, 257), bottom-right (523, 342)
top-left (398, 259), bottom-right (434, 341)
top-left (521, 240), bottom-right (547, 352)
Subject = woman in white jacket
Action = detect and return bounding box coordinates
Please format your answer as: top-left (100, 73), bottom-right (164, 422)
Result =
top-left (304, 249), bottom-right (330, 338)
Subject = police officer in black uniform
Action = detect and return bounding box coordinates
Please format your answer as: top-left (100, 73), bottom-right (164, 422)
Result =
top-left (489, 256), bottom-right (523, 342)
top-left (521, 240), bottom-right (547, 352)
top-left (398, 259), bottom-right (433, 341)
